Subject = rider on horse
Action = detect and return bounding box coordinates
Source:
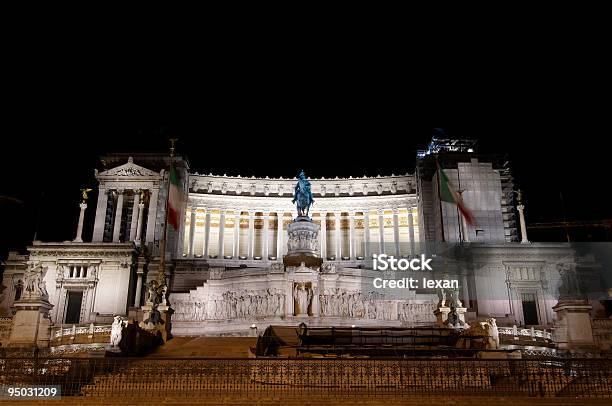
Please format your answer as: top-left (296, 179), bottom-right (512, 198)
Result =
top-left (292, 170), bottom-right (314, 217)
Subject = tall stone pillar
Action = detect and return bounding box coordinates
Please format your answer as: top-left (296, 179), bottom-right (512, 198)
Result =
top-left (276, 212), bottom-right (284, 259)
top-left (377, 209), bottom-right (385, 254)
top-left (112, 189), bottom-right (124, 242)
top-left (188, 207), bottom-right (196, 258)
top-left (248, 211), bottom-right (255, 259)
top-left (73, 203), bottom-right (87, 242)
top-left (319, 212), bottom-right (327, 259)
top-left (392, 208), bottom-right (400, 257)
top-left (129, 190), bottom-right (141, 241)
top-left (364, 211), bottom-right (371, 259)
top-left (263, 211), bottom-right (270, 260)
top-left (349, 211), bottom-right (356, 259)
top-left (218, 209), bottom-right (226, 258)
top-left (135, 201), bottom-right (145, 244)
top-left (92, 188), bottom-right (108, 242)
top-left (233, 211), bottom-right (241, 258)
top-left (518, 204), bottom-right (529, 243)
top-left (334, 212), bottom-right (341, 260)
top-left (203, 209), bottom-right (211, 258)
top-left (145, 188), bottom-right (159, 244)
top-left (407, 209), bottom-right (416, 255)
top-left (134, 271), bottom-right (144, 307)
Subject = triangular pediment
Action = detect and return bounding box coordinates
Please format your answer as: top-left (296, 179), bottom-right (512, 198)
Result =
top-left (96, 157), bottom-right (160, 178)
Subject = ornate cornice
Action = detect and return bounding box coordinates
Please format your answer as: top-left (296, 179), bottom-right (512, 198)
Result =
top-left (186, 193), bottom-right (417, 212)
top-left (189, 174), bottom-right (416, 197)
top-left (27, 242), bottom-right (134, 259)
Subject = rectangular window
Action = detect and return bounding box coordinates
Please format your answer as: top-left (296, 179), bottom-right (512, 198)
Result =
top-left (521, 292), bottom-right (539, 325)
top-left (64, 291), bottom-right (83, 324)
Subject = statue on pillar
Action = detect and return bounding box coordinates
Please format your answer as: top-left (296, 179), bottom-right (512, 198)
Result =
top-left (80, 188), bottom-right (93, 204)
top-left (292, 170), bottom-right (314, 218)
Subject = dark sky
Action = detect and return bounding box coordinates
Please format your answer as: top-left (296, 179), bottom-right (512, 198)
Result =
top-left (1, 26), bottom-right (611, 258)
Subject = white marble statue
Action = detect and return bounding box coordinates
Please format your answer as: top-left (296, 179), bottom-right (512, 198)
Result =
top-left (481, 317), bottom-right (500, 349)
top-left (110, 316), bottom-right (127, 347)
top-left (23, 262), bottom-right (48, 299)
top-left (294, 283), bottom-right (312, 316)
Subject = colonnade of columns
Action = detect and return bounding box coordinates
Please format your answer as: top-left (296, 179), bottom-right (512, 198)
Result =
top-left (183, 208), bottom-right (418, 261)
top-left (93, 188), bottom-right (157, 244)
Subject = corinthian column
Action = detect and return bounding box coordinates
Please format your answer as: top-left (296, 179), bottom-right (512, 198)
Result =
top-left (112, 189), bottom-right (124, 242)
top-left (334, 211), bottom-right (341, 260)
top-left (263, 211), bottom-right (270, 260)
top-left (188, 207), bottom-right (196, 258)
top-left (129, 190), bottom-right (141, 241)
top-left (349, 211), bottom-right (356, 259)
top-left (276, 212), bottom-right (284, 259)
top-left (203, 209), bottom-right (211, 258)
top-left (248, 211), bottom-right (255, 259)
top-left (233, 211), bottom-right (241, 258)
top-left (218, 209), bottom-right (226, 258)
top-left (92, 188), bottom-right (108, 242)
top-left (320, 211), bottom-right (327, 259)
top-left (392, 208), bottom-right (400, 257)
top-left (135, 201), bottom-right (145, 244)
top-left (377, 209), bottom-right (385, 254)
top-left (364, 211), bottom-right (371, 259)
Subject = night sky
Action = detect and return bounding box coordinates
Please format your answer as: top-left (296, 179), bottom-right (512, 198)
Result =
top-left (1, 34), bottom-right (610, 258)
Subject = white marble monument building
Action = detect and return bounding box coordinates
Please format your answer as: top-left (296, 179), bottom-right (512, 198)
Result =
top-left (1, 139), bottom-right (609, 351)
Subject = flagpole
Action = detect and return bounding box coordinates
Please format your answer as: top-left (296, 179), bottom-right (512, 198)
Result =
top-left (435, 155), bottom-right (446, 242)
top-left (158, 138), bottom-right (178, 284)
top-left (456, 173), bottom-right (464, 243)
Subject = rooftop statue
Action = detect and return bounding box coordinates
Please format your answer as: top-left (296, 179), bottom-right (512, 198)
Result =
top-left (292, 170), bottom-right (314, 218)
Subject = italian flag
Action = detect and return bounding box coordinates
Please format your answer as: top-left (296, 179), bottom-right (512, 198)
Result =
top-left (167, 165), bottom-right (183, 230)
top-left (437, 164), bottom-right (476, 226)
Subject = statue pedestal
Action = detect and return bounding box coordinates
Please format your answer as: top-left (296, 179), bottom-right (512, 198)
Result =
top-left (139, 302), bottom-right (172, 342)
top-left (434, 306), bottom-right (451, 327)
top-left (553, 300), bottom-right (595, 352)
top-left (283, 218), bottom-right (322, 268)
top-left (8, 297), bottom-right (53, 348)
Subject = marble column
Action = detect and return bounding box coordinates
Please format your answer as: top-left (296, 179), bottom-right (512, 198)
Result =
top-left (233, 211), bottom-right (241, 258)
top-left (203, 209), bottom-right (211, 258)
top-left (92, 188), bottom-right (108, 242)
top-left (364, 211), bottom-right (371, 259)
top-left (518, 204), bottom-right (529, 243)
top-left (349, 211), bottom-right (356, 259)
top-left (392, 208), bottom-right (400, 257)
top-left (145, 188), bottom-right (159, 244)
top-left (135, 201), bottom-right (145, 244)
top-left (188, 207), bottom-right (196, 258)
top-left (263, 211), bottom-right (270, 260)
top-left (218, 209), bottom-right (226, 258)
top-left (276, 212), bottom-right (284, 259)
top-left (112, 189), bottom-right (124, 242)
top-left (248, 211), bottom-right (255, 259)
top-left (134, 270), bottom-right (144, 307)
top-left (320, 212), bottom-right (327, 259)
top-left (407, 210), bottom-right (416, 255)
top-left (334, 212), bottom-right (341, 260)
top-left (461, 274), bottom-right (470, 308)
top-left (73, 203), bottom-right (87, 242)
top-left (129, 191), bottom-right (141, 241)
top-left (377, 209), bottom-right (385, 254)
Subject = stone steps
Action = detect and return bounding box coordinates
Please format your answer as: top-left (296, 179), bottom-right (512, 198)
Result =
top-left (2, 396), bottom-right (611, 405)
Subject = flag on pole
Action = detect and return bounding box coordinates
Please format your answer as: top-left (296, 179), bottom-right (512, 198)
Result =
top-left (167, 165), bottom-right (182, 230)
top-left (437, 164), bottom-right (476, 226)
